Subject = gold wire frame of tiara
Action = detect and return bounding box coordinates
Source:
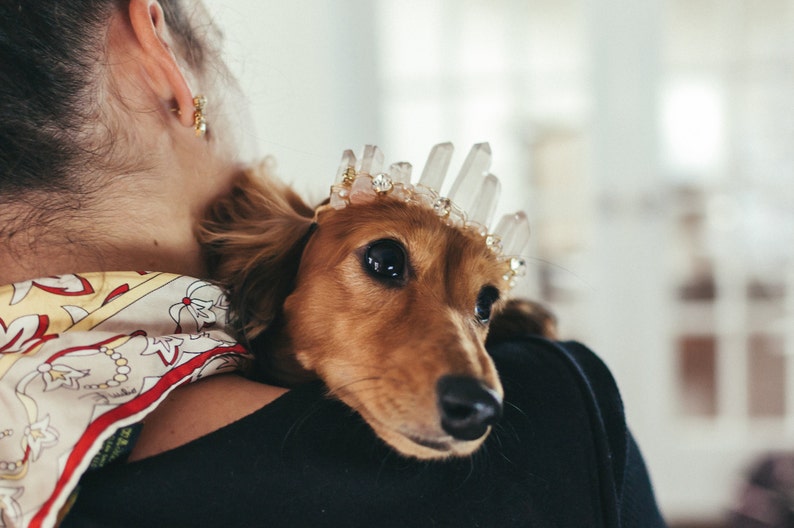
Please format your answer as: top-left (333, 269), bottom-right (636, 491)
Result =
top-left (328, 143), bottom-right (531, 287)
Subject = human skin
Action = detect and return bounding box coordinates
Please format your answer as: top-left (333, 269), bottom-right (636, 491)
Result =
top-left (0, 0), bottom-right (287, 460)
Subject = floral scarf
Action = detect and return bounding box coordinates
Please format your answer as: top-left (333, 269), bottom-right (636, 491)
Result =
top-left (0, 272), bottom-right (251, 528)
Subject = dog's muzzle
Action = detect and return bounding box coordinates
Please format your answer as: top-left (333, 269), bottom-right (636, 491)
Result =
top-left (436, 376), bottom-right (503, 441)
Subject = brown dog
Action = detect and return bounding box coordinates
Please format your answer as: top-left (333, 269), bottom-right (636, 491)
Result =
top-left (200, 155), bottom-right (527, 459)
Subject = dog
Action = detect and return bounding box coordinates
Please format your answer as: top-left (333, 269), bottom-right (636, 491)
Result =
top-left (199, 146), bottom-right (536, 459)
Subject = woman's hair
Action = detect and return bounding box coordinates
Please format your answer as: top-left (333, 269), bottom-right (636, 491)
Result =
top-left (0, 0), bottom-right (207, 199)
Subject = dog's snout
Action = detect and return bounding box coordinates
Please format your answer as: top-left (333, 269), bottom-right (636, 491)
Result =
top-left (437, 376), bottom-right (503, 441)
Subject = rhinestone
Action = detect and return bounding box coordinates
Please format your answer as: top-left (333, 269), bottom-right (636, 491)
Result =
top-left (433, 197), bottom-right (452, 217)
top-left (509, 257), bottom-right (527, 277)
top-left (371, 173), bottom-right (394, 194)
top-left (485, 234), bottom-right (503, 253)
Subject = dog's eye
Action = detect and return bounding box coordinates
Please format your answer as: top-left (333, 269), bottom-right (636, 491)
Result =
top-left (475, 285), bottom-right (499, 324)
top-left (364, 239), bottom-right (406, 281)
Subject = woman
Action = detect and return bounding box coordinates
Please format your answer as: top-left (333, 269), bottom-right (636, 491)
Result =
top-left (0, 1), bottom-right (666, 526)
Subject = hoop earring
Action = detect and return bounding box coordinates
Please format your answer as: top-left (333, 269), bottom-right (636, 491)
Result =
top-left (193, 95), bottom-right (207, 137)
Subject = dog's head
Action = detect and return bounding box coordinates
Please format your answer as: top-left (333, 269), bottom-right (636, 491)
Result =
top-left (284, 197), bottom-right (508, 458)
top-left (200, 149), bottom-right (529, 459)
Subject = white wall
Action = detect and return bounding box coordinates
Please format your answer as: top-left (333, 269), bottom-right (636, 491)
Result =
top-left (203, 0), bottom-right (381, 201)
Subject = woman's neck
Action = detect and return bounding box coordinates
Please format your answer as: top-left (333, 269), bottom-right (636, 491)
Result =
top-left (0, 199), bottom-right (207, 285)
top-left (0, 241), bottom-right (206, 285)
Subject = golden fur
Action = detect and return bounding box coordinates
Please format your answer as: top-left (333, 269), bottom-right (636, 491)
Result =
top-left (199, 162), bottom-right (515, 459)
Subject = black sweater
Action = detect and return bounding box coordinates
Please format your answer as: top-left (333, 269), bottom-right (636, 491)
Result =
top-left (62, 338), bottom-right (667, 527)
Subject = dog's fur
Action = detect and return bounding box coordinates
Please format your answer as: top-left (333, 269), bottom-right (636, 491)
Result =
top-left (200, 162), bottom-right (518, 459)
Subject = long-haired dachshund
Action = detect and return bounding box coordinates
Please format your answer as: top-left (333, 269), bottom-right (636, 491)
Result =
top-left (199, 146), bottom-right (537, 459)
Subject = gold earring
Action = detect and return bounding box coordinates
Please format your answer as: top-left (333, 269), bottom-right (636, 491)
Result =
top-left (193, 95), bottom-right (207, 137)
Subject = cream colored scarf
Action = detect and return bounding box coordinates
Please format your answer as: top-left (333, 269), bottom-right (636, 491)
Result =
top-left (0, 272), bottom-right (251, 528)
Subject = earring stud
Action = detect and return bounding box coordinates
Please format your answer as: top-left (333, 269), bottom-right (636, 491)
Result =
top-left (193, 95), bottom-right (207, 137)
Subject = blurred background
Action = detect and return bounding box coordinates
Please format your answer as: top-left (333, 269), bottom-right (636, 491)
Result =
top-left (204, 0), bottom-right (794, 525)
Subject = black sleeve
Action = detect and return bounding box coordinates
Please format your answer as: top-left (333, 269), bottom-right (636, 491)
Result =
top-left (555, 340), bottom-right (666, 527)
top-left (621, 432), bottom-right (668, 528)
top-left (489, 338), bottom-right (667, 528)
top-left (62, 338), bottom-right (666, 528)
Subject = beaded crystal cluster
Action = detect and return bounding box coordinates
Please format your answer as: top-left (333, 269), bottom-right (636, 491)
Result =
top-left (328, 143), bottom-right (531, 287)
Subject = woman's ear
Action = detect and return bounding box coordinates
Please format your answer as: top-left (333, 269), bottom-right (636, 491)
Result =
top-left (127, 0), bottom-right (195, 127)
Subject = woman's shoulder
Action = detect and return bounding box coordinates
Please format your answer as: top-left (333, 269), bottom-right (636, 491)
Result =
top-left (133, 337), bottom-right (627, 466)
top-left (127, 337), bottom-right (624, 457)
top-left (128, 374), bottom-right (289, 461)
top-left (63, 337), bottom-right (662, 528)
top-left (489, 337), bottom-right (624, 422)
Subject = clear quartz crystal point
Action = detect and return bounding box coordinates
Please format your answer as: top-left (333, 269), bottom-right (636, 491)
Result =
top-left (336, 149), bottom-right (357, 183)
top-left (494, 211), bottom-right (531, 255)
top-left (467, 174), bottom-right (501, 230)
top-left (418, 142), bottom-right (454, 191)
top-left (388, 162), bottom-right (412, 184)
top-left (448, 143), bottom-right (492, 212)
top-left (358, 145), bottom-right (384, 176)
top-left (329, 188), bottom-right (348, 209)
top-left (350, 174), bottom-right (375, 203)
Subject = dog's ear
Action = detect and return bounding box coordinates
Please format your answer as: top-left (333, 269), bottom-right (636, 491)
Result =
top-left (485, 298), bottom-right (558, 346)
top-left (198, 162), bottom-right (315, 340)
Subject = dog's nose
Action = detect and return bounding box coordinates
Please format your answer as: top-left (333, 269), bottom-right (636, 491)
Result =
top-left (437, 376), bottom-right (503, 441)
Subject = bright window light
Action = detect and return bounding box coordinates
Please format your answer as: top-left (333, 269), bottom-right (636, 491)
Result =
top-left (661, 79), bottom-right (726, 176)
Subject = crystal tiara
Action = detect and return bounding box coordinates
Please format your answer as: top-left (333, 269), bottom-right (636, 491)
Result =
top-left (326, 143), bottom-right (530, 287)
